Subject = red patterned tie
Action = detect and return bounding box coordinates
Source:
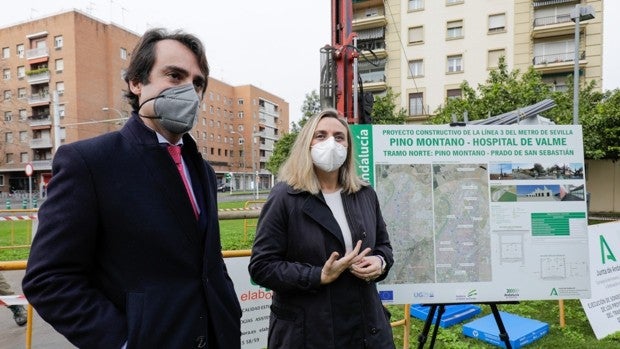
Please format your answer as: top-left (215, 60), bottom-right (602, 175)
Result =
top-left (167, 145), bottom-right (199, 219)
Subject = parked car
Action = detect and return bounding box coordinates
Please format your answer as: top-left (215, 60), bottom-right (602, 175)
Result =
top-left (217, 183), bottom-right (231, 192)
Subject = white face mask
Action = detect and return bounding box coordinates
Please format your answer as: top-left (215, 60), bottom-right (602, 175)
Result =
top-left (311, 136), bottom-right (347, 173)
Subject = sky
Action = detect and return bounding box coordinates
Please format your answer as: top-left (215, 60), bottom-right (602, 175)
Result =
top-left (0, 1), bottom-right (618, 127)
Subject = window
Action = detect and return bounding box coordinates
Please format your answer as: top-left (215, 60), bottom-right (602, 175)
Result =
top-left (488, 13), bottom-right (506, 33)
top-left (408, 26), bottom-right (424, 44)
top-left (58, 104), bottom-right (66, 118)
top-left (120, 47), bottom-right (127, 60)
top-left (2, 47), bottom-right (9, 58)
top-left (19, 109), bottom-right (27, 120)
top-left (3, 68), bottom-right (10, 80)
top-left (3, 90), bottom-right (11, 101)
top-left (0, 175), bottom-right (4, 186)
top-left (17, 66), bottom-right (25, 78)
top-left (238, 125), bottom-right (244, 131)
top-left (447, 20), bottom-right (463, 39)
top-left (20, 152), bottom-right (29, 163)
top-left (20, 131), bottom-right (28, 142)
top-left (409, 93), bottom-right (424, 116)
top-left (5, 132), bottom-right (13, 143)
top-left (16, 44), bottom-right (24, 58)
top-left (488, 49), bottom-right (505, 69)
top-left (408, 59), bottom-right (424, 78)
top-left (408, 0), bottom-right (424, 11)
top-left (55, 59), bottom-right (64, 72)
top-left (238, 98), bottom-right (244, 105)
top-left (56, 81), bottom-right (65, 95)
top-left (238, 111), bottom-right (244, 118)
top-left (17, 88), bottom-right (26, 99)
top-left (447, 55), bottom-right (463, 73)
top-left (4, 111), bottom-right (11, 121)
top-left (5, 153), bottom-right (14, 164)
top-left (54, 35), bottom-right (63, 48)
top-left (447, 88), bottom-right (462, 100)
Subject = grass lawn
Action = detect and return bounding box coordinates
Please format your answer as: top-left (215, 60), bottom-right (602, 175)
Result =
top-left (2, 207), bottom-right (619, 347)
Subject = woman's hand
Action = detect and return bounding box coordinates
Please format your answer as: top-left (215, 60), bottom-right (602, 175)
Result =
top-left (320, 240), bottom-right (370, 285)
top-left (349, 255), bottom-right (384, 282)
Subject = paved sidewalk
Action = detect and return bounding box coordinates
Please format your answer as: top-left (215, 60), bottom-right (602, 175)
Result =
top-left (0, 270), bottom-right (75, 349)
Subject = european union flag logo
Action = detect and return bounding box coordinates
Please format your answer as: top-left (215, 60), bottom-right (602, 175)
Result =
top-left (379, 290), bottom-right (394, 301)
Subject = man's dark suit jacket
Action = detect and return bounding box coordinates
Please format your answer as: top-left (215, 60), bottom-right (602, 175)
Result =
top-left (23, 114), bottom-right (242, 349)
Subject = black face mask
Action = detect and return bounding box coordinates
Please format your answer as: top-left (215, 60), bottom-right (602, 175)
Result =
top-left (139, 84), bottom-right (200, 134)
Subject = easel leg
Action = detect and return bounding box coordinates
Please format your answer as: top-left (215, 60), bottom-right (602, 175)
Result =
top-left (429, 305), bottom-right (445, 349)
top-left (489, 304), bottom-right (512, 349)
top-left (416, 305), bottom-right (437, 349)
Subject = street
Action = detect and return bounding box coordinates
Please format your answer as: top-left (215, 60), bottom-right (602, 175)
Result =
top-left (0, 270), bottom-right (75, 349)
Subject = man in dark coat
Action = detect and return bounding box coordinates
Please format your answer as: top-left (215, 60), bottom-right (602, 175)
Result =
top-left (22, 28), bottom-right (241, 349)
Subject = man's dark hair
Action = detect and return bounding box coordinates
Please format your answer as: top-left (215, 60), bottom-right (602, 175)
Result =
top-left (124, 28), bottom-right (210, 111)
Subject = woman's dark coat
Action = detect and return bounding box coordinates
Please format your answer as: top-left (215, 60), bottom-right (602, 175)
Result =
top-left (249, 182), bottom-right (395, 349)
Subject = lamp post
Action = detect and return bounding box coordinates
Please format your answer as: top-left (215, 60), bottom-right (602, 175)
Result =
top-left (230, 131), bottom-right (247, 191)
top-left (101, 107), bottom-right (128, 125)
top-left (249, 133), bottom-right (259, 200)
top-left (570, 4), bottom-right (595, 125)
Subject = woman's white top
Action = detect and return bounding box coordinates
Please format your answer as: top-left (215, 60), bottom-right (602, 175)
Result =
top-left (323, 189), bottom-right (353, 253)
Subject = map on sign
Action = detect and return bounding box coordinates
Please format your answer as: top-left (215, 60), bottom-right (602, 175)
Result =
top-left (351, 124), bottom-right (590, 304)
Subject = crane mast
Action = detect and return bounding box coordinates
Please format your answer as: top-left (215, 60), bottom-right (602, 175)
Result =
top-left (320, 0), bottom-right (359, 124)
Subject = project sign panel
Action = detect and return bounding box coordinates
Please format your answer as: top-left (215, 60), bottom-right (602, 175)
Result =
top-left (350, 124), bottom-right (590, 304)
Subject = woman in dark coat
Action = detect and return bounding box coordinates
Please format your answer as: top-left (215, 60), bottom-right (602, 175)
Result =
top-left (249, 109), bottom-right (395, 349)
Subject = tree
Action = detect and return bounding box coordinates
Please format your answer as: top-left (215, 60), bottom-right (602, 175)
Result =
top-left (427, 56), bottom-right (619, 160)
top-left (581, 89), bottom-right (620, 160)
top-left (370, 87), bottom-right (407, 125)
top-left (266, 90), bottom-right (320, 175)
top-left (430, 57), bottom-right (551, 124)
top-left (547, 76), bottom-right (603, 125)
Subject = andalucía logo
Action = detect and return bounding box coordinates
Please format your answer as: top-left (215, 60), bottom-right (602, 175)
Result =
top-left (504, 288), bottom-right (520, 298)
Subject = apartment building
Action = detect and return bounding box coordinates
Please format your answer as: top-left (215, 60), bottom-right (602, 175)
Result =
top-left (0, 10), bottom-right (288, 197)
top-left (351, 0), bottom-right (603, 123)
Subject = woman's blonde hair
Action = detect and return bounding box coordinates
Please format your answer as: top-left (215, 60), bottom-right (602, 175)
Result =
top-left (278, 109), bottom-right (366, 194)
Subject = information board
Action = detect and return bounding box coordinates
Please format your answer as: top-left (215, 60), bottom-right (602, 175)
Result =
top-left (350, 124), bottom-right (590, 304)
top-left (580, 221), bottom-right (620, 339)
top-left (225, 256), bottom-right (271, 348)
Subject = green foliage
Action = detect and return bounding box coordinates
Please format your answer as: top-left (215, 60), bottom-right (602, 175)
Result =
top-left (428, 56), bottom-right (620, 160)
top-left (582, 89), bottom-right (620, 160)
top-left (388, 300), bottom-right (620, 348)
top-left (371, 87), bottom-right (407, 125)
top-left (430, 57), bottom-right (550, 124)
top-left (265, 131), bottom-right (297, 176)
top-left (266, 90), bottom-right (320, 176)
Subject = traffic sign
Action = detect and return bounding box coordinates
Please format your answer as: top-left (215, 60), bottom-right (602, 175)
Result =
top-left (25, 163), bottom-right (33, 177)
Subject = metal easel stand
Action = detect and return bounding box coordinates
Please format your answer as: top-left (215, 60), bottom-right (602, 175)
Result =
top-left (417, 301), bottom-right (518, 349)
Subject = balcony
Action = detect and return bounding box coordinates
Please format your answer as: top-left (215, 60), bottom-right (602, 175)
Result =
top-left (29, 115), bottom-right (52, 127)
top-left (533, 51), bottom-right (586, 74)
top-left (353, 8), bottom-right (387, 31)
top-left (28, 94), bottom-right (51, 106)
top-left (27, 70), bottom-right (50, 85)
top-left (30, 137), bottom-right (53, 149)
top-left (25, 47), bottom-right (49, 62)
top-left (31, 159), bottom-right (52, 170)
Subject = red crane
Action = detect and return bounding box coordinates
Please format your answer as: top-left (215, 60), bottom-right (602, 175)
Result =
top-left (320, 0), bottom-right (359, 124)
